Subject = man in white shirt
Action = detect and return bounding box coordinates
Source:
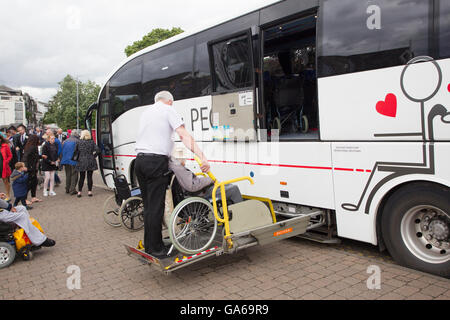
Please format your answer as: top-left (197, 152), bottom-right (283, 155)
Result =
top-left (135, 91), bottom-right (210, 258)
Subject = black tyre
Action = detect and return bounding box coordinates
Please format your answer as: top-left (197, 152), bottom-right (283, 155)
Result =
top-left (119, 196), bottom-right (144, 232)
top-left (0, 242), bottom-right (16, 269)
top-left (381, 183), bottom-right (450, 278)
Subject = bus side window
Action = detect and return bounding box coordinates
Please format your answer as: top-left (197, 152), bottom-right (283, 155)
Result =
top-left (438, 0), bottom-right (450, 60)
top-left (210, 34), bottom-right (253, 93)
top-left (318, 0), bottom-right (431, 77)
top-left (109, 57), bottom-right (143, 122)
top-left (193, 41), bottom-right (212, 97)
top-left (142, 39), bottom-right (195, 105)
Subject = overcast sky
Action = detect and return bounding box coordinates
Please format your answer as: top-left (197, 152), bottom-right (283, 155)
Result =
top-left (0, 0), bottom-right (280, 102)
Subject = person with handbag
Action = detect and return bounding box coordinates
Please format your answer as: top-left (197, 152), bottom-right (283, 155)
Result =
top-left (61, 130), bottom-right (80, 195)
top-left (75, 130), bottom-right (100, 197)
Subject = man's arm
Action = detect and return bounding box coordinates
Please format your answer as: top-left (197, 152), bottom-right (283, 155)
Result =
top-left (169, 158), bottom-right (213, 192)
top-left (175, 125), bottom-right (210, 173)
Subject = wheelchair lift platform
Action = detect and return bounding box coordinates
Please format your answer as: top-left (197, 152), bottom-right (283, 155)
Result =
top-left (124, 211), bottom-right (316, 275)
top-left (124, 243), bottom-right (224, 275)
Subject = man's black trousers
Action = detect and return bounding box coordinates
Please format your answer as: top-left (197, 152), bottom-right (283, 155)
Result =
top-left (134, 154), bottom-right (169, 254)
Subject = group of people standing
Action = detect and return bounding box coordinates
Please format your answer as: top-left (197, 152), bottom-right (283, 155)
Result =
top-left (0, 125), bottom-right (100, 208)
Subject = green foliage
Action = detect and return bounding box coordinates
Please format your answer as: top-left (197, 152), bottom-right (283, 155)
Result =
top-left (43, 75), bottom-right (100, 131)
top-left (125, 27), bottom-right (184, 57)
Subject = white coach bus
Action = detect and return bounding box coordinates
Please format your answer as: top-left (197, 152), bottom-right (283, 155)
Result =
top-left (86, 0), bottom-right (450, 277)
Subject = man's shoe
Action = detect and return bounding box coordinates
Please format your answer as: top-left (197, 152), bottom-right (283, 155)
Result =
top-left (26, 205), bottom-right (33, 210)
top-left (147, 247), bottom-right (174, 259)
top-left (41, 238), bottom-right (55, 247)
top-left (70, 191), bottom-right (78, 195)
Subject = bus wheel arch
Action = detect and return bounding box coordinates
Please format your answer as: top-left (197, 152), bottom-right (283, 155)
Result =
top-left (376, 180), bottom-right (450, 278)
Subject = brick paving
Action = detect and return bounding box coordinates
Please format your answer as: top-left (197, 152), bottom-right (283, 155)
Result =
top-left (0, 171), bottom-right (449, 300)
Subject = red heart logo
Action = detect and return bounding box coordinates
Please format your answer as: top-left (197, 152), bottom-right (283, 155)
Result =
top-left (376, 93), bottom-right (397, 118)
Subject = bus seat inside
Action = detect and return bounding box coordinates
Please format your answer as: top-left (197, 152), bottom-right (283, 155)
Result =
top-left (263, 14), bottom-right (319, 140)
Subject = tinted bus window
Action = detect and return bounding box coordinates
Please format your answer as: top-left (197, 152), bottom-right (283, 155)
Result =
top-left (439, 0), bottom-right (450, 59)
top-left (318, 0), bottom-right (431, 77)
top-left (210, 34), bottom-right (253, 92)
top-left (109, 57), bottom-right (142, 121)
top-left (142, 40), bottom-right (195, 104)
top-left (193, 41), bottom-right (212, 96)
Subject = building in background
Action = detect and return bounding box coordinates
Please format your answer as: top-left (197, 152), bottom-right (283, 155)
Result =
top-left (36, 101), bottom-right (48, 126)
top-left (0, 85), bottom-right (26, 127)
top-left (0, 85), bottom-right (48, 128)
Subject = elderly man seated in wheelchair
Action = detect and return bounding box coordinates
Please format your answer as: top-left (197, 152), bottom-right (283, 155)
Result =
top-left (0, 193), bottom-right (55, 248)
top-left (168, 148), bottom-right (242, 207)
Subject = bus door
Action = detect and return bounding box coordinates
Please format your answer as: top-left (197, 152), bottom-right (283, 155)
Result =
top-left (98, 99), bottom-right (116, 178)
top-left (85, 102), bottom-right (97, 143)
top-left (208, 29), bottom-right (259, 143)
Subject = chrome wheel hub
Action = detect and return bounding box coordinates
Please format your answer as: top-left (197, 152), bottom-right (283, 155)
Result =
top-left (0, 246), bottom-right (12, 265)
top-left (401, 205), bottom-right (450, 264)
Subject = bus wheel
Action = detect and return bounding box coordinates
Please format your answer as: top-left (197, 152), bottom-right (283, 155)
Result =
top-left (381, 183), bottom-right (450, 278)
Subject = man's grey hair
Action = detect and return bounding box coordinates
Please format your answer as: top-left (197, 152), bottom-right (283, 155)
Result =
top-left (71, 129), bottom-right (81, 138)
top-left (154, 91), bottom-right (174, 103)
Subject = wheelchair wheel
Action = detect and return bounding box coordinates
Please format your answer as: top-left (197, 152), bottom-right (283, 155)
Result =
top-left (168, 197), bottom-right (218, 255)
top-left (272, 117), bottom-right (281, 132)
top-left (0, 242), bottom-right (16, 269)
top-left (301, 115), bottom-right (309, 133)
top-left (120, 196), bottom-right (144, 232)
top-left (103, 195), bottom-right (121, 227)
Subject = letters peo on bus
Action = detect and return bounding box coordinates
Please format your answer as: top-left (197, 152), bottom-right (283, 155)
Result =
top-left (85, 0), bottom-right (450, 277)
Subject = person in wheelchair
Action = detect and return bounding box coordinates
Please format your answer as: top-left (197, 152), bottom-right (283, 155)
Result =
top-left (169, 148), bottom-right (242, 206)
top-left (0, 192), bottom-right (55, 248)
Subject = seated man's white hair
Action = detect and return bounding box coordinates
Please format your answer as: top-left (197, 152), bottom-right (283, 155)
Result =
top-left (154, 91), bottom-right (174, 103)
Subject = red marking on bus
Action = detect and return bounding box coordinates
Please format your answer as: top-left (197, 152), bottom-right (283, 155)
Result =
top-left (376, 93), bottom-right (397, 118)
top-left (107, 155), bottom-right (370, 173)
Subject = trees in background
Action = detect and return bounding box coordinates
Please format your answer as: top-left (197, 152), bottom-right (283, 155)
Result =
top-left (43, 75), bottom-right (100, 131)
top-left (124, 27), bottom-right (184, 57)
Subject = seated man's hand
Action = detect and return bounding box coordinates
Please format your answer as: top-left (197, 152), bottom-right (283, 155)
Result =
top-left (11, 207), bottom-right (17, 213)
top-left (200, 158), bottom-right (210, 173)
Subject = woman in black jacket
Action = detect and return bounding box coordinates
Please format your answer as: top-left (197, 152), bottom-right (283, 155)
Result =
top-left (75, 130), bottom-right (100, 197)
top-left (41, 135), bottom-right (59, 197)
top-left (23, 135), bottom-right (42, 203)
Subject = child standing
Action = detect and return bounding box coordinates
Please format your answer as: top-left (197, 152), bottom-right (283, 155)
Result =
top-left (11, 162), bottom-right (32, 210)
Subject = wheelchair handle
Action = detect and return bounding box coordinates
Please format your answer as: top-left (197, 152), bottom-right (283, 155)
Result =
top-left (194, 156), bottom-right (217, 183)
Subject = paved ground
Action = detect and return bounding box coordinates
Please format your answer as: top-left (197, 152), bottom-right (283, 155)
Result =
top-left (0, 171), bottom-right (449, 300)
